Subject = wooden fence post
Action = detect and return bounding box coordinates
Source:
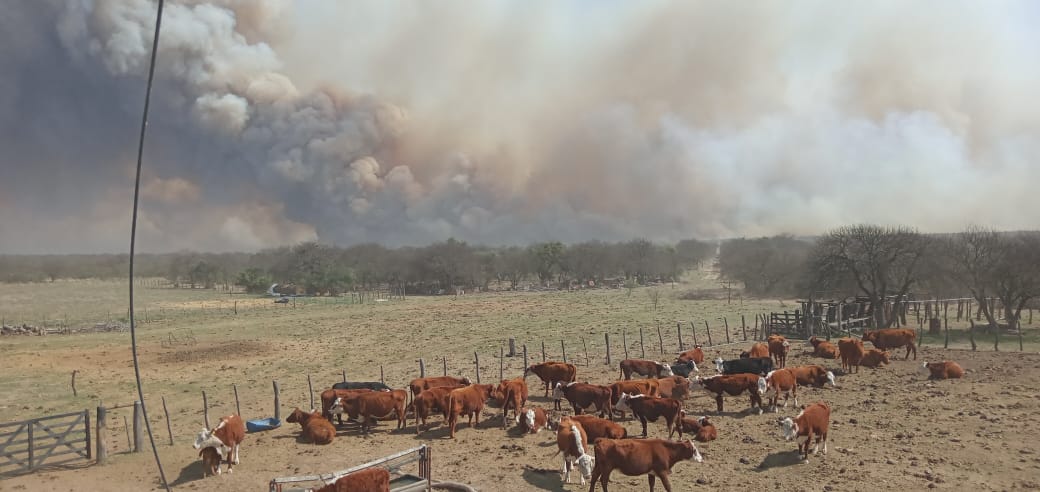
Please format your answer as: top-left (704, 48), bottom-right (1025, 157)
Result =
top-left (96, 405), bottom-right (108, 464)
top-left (443, 357), bottom-right (448, 377)
top-left (622, 330), bottom-right (630, 360)
top-left (474, 352), bottom-right (481, 384)
top-left (202, 390), bottom-right (210, 429)
top-left (523, 344), bottom-right (528, 371)
top-left (690, 321), bottom-right (699, 347)
top-left (754, 314), bottom-right (760, 340)
top-left (132, 401), bottom-right (143, 453)
top-left (273, 380), bottom-right (281, 421)
top-left (419, 358), bottom-right (426, 378)
top-left (741, 315), bottom-right (747, 341)
top-left (561, 340), bottom-right (567, 364)
top-left (639, 328), bottom-right (646, 359)
top-left (342, 370), bottom-right (347, 383)
top-left (676, 322), bottom-right (684, 351)
top-left (704, 320), bottom-right (713, 346)
top-left (723, 318), bottom-right (731, 344)
top-left (994, 322), bottom-right (1000, 352)
top-left (500, 347), bottom-right (505, 381)
top-left (582, 337), bottom-right (590, 366)
top-left (161, 396), bottom-right (173, 446)
top-left (944, 305), bottom-right (950, 349)
top-left (509, 338), bottom-right (517, 357)
top-left (605, 333), bottom-right (612, 366)
top-left (380, 365), bottom-right (385, 384)
top-left (123, 415), bottom-right (131, 450)
top-left (71, 370), bottom-right (78, 397)
top-left (657, 323), bottom-right (664, 354)
top-left (542, 341), bottom-right (547, 362)
top-left (307, 375), bottom-right (315, 411)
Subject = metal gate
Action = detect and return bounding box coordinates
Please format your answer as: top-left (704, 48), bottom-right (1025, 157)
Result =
top-left (0, 410), bottom-right (91, 475)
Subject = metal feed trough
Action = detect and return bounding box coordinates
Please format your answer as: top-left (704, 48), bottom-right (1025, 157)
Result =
top-left (269, 444), bottom-right (431, 492)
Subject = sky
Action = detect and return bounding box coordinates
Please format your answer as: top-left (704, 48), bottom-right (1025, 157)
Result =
top-left (1, 0), bottom-right (1038, 254)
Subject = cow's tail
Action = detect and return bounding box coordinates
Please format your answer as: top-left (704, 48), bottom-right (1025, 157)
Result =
top-left (618, 362), bottom-right (624, 381)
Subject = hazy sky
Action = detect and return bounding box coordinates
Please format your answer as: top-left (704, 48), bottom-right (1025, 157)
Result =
top-left (1, 0), bottom-right (1038, 254)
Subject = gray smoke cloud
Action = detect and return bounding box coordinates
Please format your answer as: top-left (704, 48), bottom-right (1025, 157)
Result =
top-left (1, 0), bottom-right (1038, 253)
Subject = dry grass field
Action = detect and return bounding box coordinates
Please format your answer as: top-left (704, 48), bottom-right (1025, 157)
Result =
top-left (1, 276), bottom-right (1039, 491)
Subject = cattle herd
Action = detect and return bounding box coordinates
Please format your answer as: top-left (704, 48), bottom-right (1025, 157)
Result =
top-left (191, 328), bottom-right (965, 491)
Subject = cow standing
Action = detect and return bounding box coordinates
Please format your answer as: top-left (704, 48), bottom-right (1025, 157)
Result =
top-left (553, 382), bottom-right (612, 417)
top-left (862, 328), bottom-right (917, 360)
top-left (837, 337), bottom-right (865, 373)
top-left (768, 334), bottom-right (791, 368)
top-left (696, 374), bottom-right (764, 414)
top-left (525, 362), bottom-right (578, 399)
top-left (555, 417), bottom-right (594, 486)
top-left (587, 438), bottom-right (702, 492)
top-left (411, 386), bottom-right (460, 434)
top-left (779, 401), bottom-right (831, 463)
top-left (614, 394), bottom-right (683, 439)
top-left (192, 414), bottom-right (245, 477)
top-left (619, 359), bottom-right (674, 380)
top-left (495, 378), bottom-right (529, 427)
top-left (445, 384), bottom-right (496, 438)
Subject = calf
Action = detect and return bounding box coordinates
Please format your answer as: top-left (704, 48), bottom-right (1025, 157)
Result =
top-left (411, 386), bottom-right (460, 434)
top-left (859, 349), bottom-right (890, 369)
top-left (762, 369), bottom-right (797, 412)
top-left (525, 361), bottom-right (578, 399)
top-left (553, 382), bottom-right (612, 417)
top-left (608, 380), bottom-right (660, 420)
top-left (619, 359), bottom-right (674, 380)
top-left (668, 360), bottom-right (698, 377)
top-left (332, 380), bottom-right (393, 392)
top-left (192, 414), bottom-right (245, 476)
top-left (555, 417), bottom-right (594, 486)
top-left (286, 408), bottom-right (336, 445)
top-left (768, 334), bottom-right (791, 368)
top-left (923, 360), bottom-right (964, 379)
top-left (495, 378), bottom-right (529, 427)
top-left (808, 336), bottom-right (839, 359)
top-left (741, 342), bottom-right (769, 359)
top-left (567, 414), bottom-right (627, 443)
top-left (588, 438), bottom-right (702, 492)
top-left (198, 447), bottom-right (223, 478)
top-left (408, 376), bottom-right (471, 399)
top-left (312, 467), bottom-right (390, 492)
top-left (862, 328), bottom-right (917, 360)
top-left (787, 365), bottom-right (837, 388)
top-left (351, 389), bottom-right (407, 434)
top-left (516, 406), bottom-right (550, 434)
top-left (837, 337), bottom-right (865, 373)
top-left (714, 356), bottom-right (773, 376)
top-left (614, 394), bottom-right (683, 439)
top-left (677, 412), bottom-right (717, 443)
top-left (320, 388), bottom-right (372, 424)
top-left (445, 384), bottom-right (496, 438)
top-left (655, 376), bottom-right (692, 400)
top-left (676, 345), bottom-right (704, 364)
top-left (779, 401), bottom-right (831, 463)
top-left (696, 374), bottom-right (764, 414)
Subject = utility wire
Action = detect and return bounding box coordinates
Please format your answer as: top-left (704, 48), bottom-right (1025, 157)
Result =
top-left (128, 0), bottom-right (170, 490)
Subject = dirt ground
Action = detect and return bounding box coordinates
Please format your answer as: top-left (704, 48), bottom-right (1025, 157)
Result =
top-left (3, 340), bottom-right (1039, 492)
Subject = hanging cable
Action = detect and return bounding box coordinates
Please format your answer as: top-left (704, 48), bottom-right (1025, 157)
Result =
top-left (128, 1), bottom-right (170, 490)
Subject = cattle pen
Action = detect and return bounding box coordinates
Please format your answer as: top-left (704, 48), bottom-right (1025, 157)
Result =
top-left (268, 445), bottom-right (432, 492)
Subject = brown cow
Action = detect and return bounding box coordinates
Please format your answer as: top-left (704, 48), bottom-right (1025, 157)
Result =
top-left (780, 401), bottom-right (831, 463)
top-left (516, 406), bottom-right (550, 434)
top-left (445, 384), bottom-right (496, 438)
top-left (320, 388), bottom-right (373, 424)
top-left (862, 328), bottom-right (917, 360)
top-left (742, 342), bottom-right (769, 359)
top-left (567, 414), bottom-right (627, 443)
top-left (676, 345), bottom-right (704, 364)
top-left (762, 369), bottom-right (797, 412)
top-left (859, 349), bottom-right (890, 369)
top-left (192, 414), bottom-right (246, 476)
top-left (923, 360), bottom-right (964, 379)
top-left (525, 362), bottom-right (578, 399)
top-left (696, 374), bottom-right (764, 414)
top-left (553, 382), bottom-right (612, 417)
top-left (286, 408), bottom-right (336, 445)
top-left (837, 337), bottom-right (865, 373)
top-left (556, 416), bottom-right (594, 485)
top-left (655, 376), bottom-right (692, 400)
top-left (352, 389), bottom-right (407, 434)
top-left (587, 438), bottom-right (702, 492)
top-left (411, 386), bottom-right (460, 434)
top-left (786, 365), bottom-right (837, 387)
top-left (608, 379), bottom-right (660, 420)
top-left (198, 447), bottom-right (223, 478)
top-left (615, 394), bottom-right (683, 439)
top-left (408, 376), bottom-right (471, 399)
top-left (495, 378), bottom-right (529, 427)
top-left (768, 334), bottom-right (791, 368)
top-left (619, 359), bottom-right (674, 380)
top-left (312, 467), bottom-right (391, 492)
top-left (677, 412), bottom-right (717, 443)
top-left (808, 336), bottom-right (839, 359)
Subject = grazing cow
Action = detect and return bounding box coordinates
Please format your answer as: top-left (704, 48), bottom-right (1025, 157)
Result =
top-left (923, 361), bottom-right (964, 380)
top-left (312, 467), bottom-right (390, 492)
top-left (696, 374), bottom-right (764, 414)
top-left (350, 389), bottom-right (407, 434)
top-left (192, 414), bottom-right (245, 476)
top-left (714, 356), bottom-right (774, 376)
top-left (408, 376), bottom-right (471, 399)
top-left (525, 362), bottom-right (578, 399)
top-left (516, 406), bottom-right (550, 434)
top-left (567, 414), bottom-right (627, 443)
top-left (320, 388), bottom-right (373, 424)
top-left (837, 338), bottom-right (865, 374)
top-left (555, 417), bottom-right (594, 485)
top-left (862, 328), bottom-right (917, 360)
top-left (445, 384), bottom-right (496, 438)
top-left (859, 349), bottom-right (890, 369)
top-left (768, 334), bottom-right (791, 368)
top-left (588, 438), bottom-right (702, 492)
top-left (779, 401), bottom-right (831, 463)
top-left (808, 336), bottom-right (839, 359)
top-left (553, 382), bottom-right (612, 417)
top-left (762, 369), bottom-right (797, 412)
top-left (668, 360), bottom-right (698, 377)
top-left (286, 408), bottom-right (336, 445)
top-left (619, 359), bottom-right (674, 380)
top-left (411, 386), bottom-right (461, 434)
top-left (332, 381), bottom-right (393, 392)
top-left (495, 378), bottom-right (529, 427)
top-left (614, 394), bottom-right (683, 439)
top-left (786, 365), bottom-right (837, 388)
top-left (741, 342), bottom-right (769, 359)
top-left (677, 412), bottom-right (717, 443)
top-left (608, 380), bottom-right (660, 420)
top-left (655, 376), bottom-right (692, 400)
top-left (676, 345), bottom-right (704, 364)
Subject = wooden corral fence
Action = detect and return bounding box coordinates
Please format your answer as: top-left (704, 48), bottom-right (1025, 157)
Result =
top-left (0, 409), bottom-right (91, 475)
top-left (269, 445), bottom-right (431, 492)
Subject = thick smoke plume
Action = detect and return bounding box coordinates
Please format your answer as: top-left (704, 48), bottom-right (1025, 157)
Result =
top-left (1, 0), bottom-right (1038, 253)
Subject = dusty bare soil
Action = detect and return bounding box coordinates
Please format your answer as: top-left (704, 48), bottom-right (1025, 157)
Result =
top-left (3, 340), bottom-right (1039, 492)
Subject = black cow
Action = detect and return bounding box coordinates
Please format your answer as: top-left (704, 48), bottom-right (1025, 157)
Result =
top-left (669, 360), bottom-right (699, 377)
top-left (332, 381), bottom-right (393, 392)
top-left (713, 356), bottom-right (773, 376)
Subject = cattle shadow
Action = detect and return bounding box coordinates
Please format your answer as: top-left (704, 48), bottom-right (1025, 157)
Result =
top-left (169, 460), bottom-right (209, 487)
top-left (520, 465), bottom-right (566, 491)
top-left (754, 449), bottom-right (807, 470)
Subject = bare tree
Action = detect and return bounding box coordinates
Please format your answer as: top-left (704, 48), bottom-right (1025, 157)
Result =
top-left (949, 229), bottom-right (1040, 333)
